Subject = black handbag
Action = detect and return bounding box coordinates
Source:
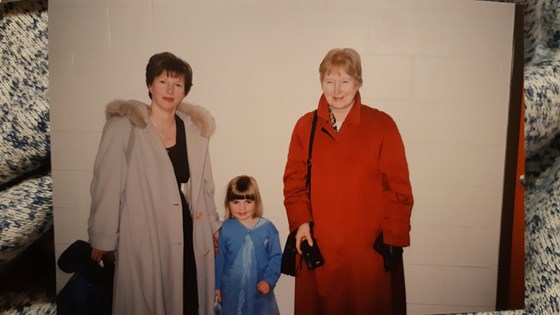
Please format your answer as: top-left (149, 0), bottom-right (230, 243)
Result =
top-left (280, 228), bottom-right (299, 276)
top-left (281, 223), bottom-right (324, 276)
top-left (300, 222), bottom-right (324, 270)
top-left (281, 110), bottom-right (322, 276)
top-left (56, 240), bottom-right (114, 315)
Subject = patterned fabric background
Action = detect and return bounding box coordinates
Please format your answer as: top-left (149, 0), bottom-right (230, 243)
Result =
top-left (0, 0), bottom-right (51, 264)
top-left (0, 0), bottom-right (55, 313)
top-left (0, 0), bottom-right (557, 314)
top-left (521, 0), bottom-right (560, 313)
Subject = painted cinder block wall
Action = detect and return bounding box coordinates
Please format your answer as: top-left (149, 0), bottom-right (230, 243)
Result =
top-left (49, 1), bottom-right (516, 314)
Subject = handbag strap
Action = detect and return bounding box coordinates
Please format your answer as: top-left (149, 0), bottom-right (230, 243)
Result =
top-left (294, 110), bottom-right (318, 276)
top-left (306, 110), bottom-right (318, 194)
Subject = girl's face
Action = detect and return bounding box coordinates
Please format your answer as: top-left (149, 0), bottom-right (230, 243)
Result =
top-left (148, 72), bottom-right (186, 112)
top-left (229, 199), bottom-right (256, 222)
top-left (321, 69), bottom-right (360, 111)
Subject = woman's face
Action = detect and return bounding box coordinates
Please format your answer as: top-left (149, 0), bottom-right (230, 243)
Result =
top-left (148, 72), bottom-right (186, 111)
top-left (229, 199), bottom-right (256, 222)
top-left (321, 68), bottom-right (361, 111)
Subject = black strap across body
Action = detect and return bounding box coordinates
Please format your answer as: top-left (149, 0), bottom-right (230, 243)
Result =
top-left (281, 110), bottom-right (324, 276)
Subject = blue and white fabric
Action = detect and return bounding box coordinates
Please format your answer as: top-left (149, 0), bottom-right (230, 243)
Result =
top-left (216, 218), bottom-right (282, 315)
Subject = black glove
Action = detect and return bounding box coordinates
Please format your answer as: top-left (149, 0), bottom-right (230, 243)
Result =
top-left (373, 232), bottom-right (403, 272)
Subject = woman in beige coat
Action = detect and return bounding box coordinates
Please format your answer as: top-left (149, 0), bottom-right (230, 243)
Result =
top-left (88, 52), bottom-right (222, 315)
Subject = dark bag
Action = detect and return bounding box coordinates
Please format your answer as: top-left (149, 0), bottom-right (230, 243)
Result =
top-left (280, 229), bottom-right (299, 276)
top-left (373, 232), bottom-right (403, 272)
top-left (300, 223), bottom-right (324, 270)
top-left (56, 240), bottom-right (114, 315)
top-left (281, 222), bottom-right (324, 276)
top-left (281, 110), bottom-right (320, 276)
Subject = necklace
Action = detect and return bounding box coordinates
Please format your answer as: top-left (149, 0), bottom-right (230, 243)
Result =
top-left (148, 110), bottom-right (175, 142)
top-left (150, 116), bottom-right (167, 139)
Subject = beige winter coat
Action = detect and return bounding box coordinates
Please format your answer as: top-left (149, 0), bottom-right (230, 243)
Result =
top-left (88, 99), bottom-right (222, 315)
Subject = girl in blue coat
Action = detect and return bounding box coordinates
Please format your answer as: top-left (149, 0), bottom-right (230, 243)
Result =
top-left (215, 175), bottom-right (282, 315)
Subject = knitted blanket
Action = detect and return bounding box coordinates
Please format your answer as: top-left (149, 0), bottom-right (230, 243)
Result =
top-left (521, 0), bottom-right (560, 312)
top-left (0, 0), bottom-right (51, 264)
top-left (0, 0), bottom-right (54, 313)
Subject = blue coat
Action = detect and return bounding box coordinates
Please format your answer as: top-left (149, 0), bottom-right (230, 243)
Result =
top-left (215, 218), bottom-right (282, 315)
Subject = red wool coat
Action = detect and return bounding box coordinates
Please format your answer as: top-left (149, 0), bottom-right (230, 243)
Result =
top-left (283, 93), bottom-right (413, 315)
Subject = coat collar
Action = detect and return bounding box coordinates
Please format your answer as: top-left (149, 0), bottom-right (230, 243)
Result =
top-left (105, 99), bottom-right (216, 138)
top-left (317, 91), bottom-right (362, 125)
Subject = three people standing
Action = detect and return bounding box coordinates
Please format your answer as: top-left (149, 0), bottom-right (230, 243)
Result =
top-left (87, 47), bottom-right (412, 315)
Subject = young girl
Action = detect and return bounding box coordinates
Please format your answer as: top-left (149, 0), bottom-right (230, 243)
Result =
top-left (215, 175), bottom-right (282, 315)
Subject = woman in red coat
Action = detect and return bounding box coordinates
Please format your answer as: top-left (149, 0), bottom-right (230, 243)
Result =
top-left (283, 48), bottom-right (413, 315)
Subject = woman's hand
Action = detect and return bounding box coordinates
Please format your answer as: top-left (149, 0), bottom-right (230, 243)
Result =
top-left (215, 290), bottom-right (222, 303)
top-left (295, 222), bottom-right (312, 254)
top-left (257, 281), bottom-right (271, 294)
top-left (91, 248), bottom-right (115, 264)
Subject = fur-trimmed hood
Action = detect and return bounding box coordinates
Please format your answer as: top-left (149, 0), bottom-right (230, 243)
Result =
top-left (105, 99), bottom-right (216, 138)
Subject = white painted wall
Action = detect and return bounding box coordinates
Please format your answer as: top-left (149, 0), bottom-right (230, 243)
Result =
top-left (49, 0), bottom-right (516, 314)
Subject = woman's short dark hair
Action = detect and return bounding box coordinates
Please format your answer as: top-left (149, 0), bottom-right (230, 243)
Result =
top-left (145, 52), bottom-right (193, 99)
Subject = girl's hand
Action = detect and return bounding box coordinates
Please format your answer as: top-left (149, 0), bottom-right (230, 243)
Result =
top-left (215, 290), bottom-right (222, 303)
top-left (214, 232), bottom-right (220, 255)
top-left (295, 222), bottom-right (312, 254)
top-left (257, 281), bottom-right (271, 294)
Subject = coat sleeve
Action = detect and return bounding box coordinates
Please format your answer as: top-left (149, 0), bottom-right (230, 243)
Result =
top-left (283, 114), bottom-right (314, 232)
top-left (202, 149), bottom-right (222, 234)
top-left (261, 223), bottom-right (282, 289)
top-left (379, 115), bottom-right (413, 247)
top-left (215, 228), bottom-right (226, 291)
top-left (88, 117), bottom-right (131, 251)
